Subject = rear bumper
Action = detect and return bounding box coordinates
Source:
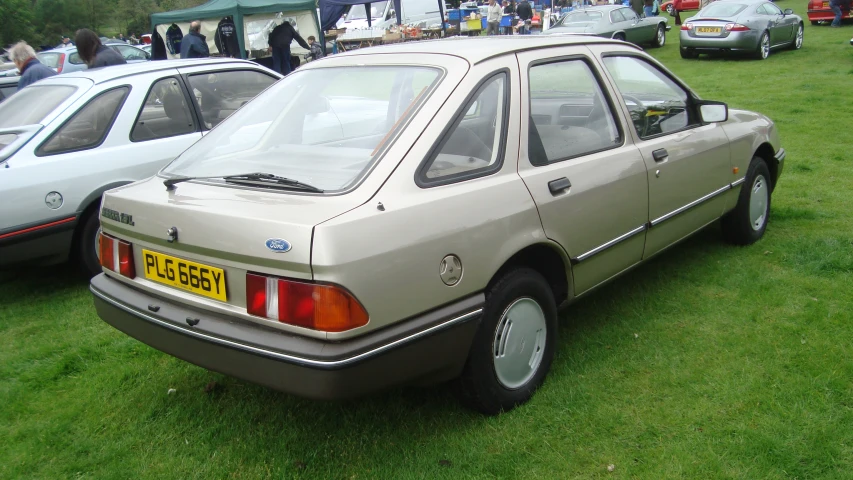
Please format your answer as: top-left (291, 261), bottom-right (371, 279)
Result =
top-left (90, 274), bottom-right (482, 399)
top-left (774, 147), bottom-right (786, 186)
top-left (807, 9), bottom-right (851, 22)
top-left (679, 30), bottom-right (760, 51)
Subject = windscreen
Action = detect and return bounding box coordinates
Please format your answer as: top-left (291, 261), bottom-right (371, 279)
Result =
top-left (346, 1), bottom-right (389, 20)
top-left (0, 85), bottom-right (76, 128)
top-left (699, 3), bottom-right (747, 17)
top-left (557, 10), bottom-right (603, 25)
top-left (162, 66), bottom-right (441, 193)
top-left (36, 52), bottom-right (63, 68)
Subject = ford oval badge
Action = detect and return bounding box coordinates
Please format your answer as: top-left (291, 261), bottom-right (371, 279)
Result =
top-left (265, 238), bottom-right (292, 253)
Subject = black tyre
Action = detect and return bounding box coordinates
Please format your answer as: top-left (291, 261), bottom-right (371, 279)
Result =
top-left (721, 156), bottom-right (772, 246)
top-left (754, 31), bottom-right (770, 59)
top-left (810, 20), bottom-right (819, 26)
top-left (788, 23), bottom-right (803, 50)
top-left (455, 268), bottom-right (558, 415)
top-left (680, 47), bottom-right (698, 59)
top-left (613, 32), bottom-right (626, 41)
top-left (652, 24), bottom-right (666, 48)
top-left (77, 210), bottom-right (102, 277)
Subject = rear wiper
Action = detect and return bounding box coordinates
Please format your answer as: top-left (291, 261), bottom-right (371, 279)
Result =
top-left (223, 173), bottom-right (324, 193)
top-left (164, 172), bottom-right (323, 193)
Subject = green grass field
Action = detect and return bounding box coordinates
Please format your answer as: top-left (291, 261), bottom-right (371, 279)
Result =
top-left (2, 4), bottom-right (852, 477)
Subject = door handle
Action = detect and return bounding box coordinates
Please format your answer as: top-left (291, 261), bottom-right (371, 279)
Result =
top-left (652, 148), bottom-right (668, 162)
top-left (548, 177), bottom-right (571, 195)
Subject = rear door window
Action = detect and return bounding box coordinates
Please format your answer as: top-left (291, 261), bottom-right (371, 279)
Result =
top-left (131, 77), bottom-right (196, 142)
top-left (186, 70), bottom-right (277, 129)
top-left (610, 9), bottom-right (626, 22)
top-left (69, 52), bottom-right (85, 64)
top-left (36, 87), bottom-right (129, 156)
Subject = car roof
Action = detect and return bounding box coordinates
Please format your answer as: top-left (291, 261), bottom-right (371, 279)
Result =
top-left (44, 58), bottom-right (265, 85)
top-left (330, 35), bottom-right (639, 65)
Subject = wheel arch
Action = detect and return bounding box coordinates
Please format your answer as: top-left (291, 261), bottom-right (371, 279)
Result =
top-left (754, 142), bottom-right (779, 191)
top-left (487, 242), bottom-right (572, 306)
top-left (71, 181), bottom-right (134, 251)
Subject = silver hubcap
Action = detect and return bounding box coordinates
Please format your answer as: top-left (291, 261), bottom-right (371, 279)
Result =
top-left (761, 34), bottom-right (769, 58)
top-left (667, 4), bottom-right (674, 14)
top-left (493, 297), bottom-right (547, 389)
top-left (749, 174), bottom-right (768, 231)
top-left (658, 27), bottom-right (665, 45)
top-left (795, 26), bottom-right (803, 48)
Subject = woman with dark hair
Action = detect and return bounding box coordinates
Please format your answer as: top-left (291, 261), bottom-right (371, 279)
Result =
top-left (75, 29), bottom-right (127, 68)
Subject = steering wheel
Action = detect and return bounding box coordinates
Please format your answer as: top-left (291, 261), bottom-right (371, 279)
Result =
top-left (621, 93), bottom-right (650, 137)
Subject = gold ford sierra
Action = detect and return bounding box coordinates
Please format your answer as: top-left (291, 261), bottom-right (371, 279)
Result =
top-left (91, 36), bottom-right (785, 414)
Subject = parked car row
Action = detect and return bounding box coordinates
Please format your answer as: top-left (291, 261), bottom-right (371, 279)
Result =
top-left (549, 0), bottom-right (803, 60)
top-left (37, 42), bottom-right (151, 75)
top-left (77, 36), bottom-right (785, 413)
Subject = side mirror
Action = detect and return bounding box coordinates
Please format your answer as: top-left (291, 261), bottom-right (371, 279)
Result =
top-left (783, 8), bottom-right (793, 14)
top-left (698, 100), bottom-right (728, 123)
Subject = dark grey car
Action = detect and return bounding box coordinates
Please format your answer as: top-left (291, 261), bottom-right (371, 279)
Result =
top-left (545, 6), bottom-right (670, 48)
top-left (680, 0), bottom-right (804, 59)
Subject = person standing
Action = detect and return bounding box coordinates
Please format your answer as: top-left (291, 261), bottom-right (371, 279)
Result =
top-left (829, 0), bottom-right (850, 27)
top-left (75, 29), bottom-right (127, 68)
top-left (9, 41), bottom-right (56, 89)
top-left (117, 33), bottom-right (127, 43)
top-left (516, 0), bottom-right (533, 34)
top-left (58, 35), bottom-right (74, 48)
top-left (180, 21), bottom-right (210, 58)
top-left (303, 36), bottom-right (324, 61)
top-left (268, 19), bottom-right (309, 75)
top-left (487, 0), bottom-right (503, 34)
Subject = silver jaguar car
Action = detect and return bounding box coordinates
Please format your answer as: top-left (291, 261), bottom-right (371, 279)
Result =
top-left (679, 0), bottom-right (804, 59)
top-left (91, 36), bottom-right (785, 414)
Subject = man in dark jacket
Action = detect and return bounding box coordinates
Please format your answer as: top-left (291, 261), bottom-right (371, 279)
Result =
top-left (515, 0), bottom-right (533, 34)
top-left (180, 21), bottom-right (210, 59)
top-left (268, 19), bottom-right (309, 75)
top-left (10, 41), bottom-right (56, 89)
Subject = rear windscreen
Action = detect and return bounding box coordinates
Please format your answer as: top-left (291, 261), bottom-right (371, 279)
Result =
top-left (36, 52), bottom-right (63, 68)
top-left (699, 3), bottom-right (747, 17)
top-left (0, 85), bottom-right (76, 128)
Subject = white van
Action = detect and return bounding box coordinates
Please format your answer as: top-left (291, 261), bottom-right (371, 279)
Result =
top-left (336, 0), bottom-right (444, 29)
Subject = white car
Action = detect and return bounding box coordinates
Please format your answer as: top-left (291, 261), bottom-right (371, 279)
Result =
top-left (0, 59), bottom-right (280, 276)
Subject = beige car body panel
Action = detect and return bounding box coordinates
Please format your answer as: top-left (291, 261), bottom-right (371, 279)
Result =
top-left (98, 37), bottom-right (783, 343)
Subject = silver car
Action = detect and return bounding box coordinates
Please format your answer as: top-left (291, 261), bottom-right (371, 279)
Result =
top-left (546, 6), bottom-right (670, 48)
top-left (37, 43), bottom-right (152, 74)
top-left (91, 36), bottom-right (785, 414)
top-left (0, 60), bottom-right (280, 276)
top-left (679, 0), bottom-right (804, 59)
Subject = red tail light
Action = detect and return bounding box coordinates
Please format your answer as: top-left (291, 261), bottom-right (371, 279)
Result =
top-left (56, 54), bottom-right (65, 74)
top-left (725, 23), bottom-right (750, 31)
top-left (681, 23), bottom-right (693, 30)
top-left (98, 232), bottom-right (135, 278)
top-left (246, 273), bottom-right (368, 332)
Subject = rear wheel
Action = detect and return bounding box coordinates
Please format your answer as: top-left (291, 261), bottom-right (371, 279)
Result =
top-left (721, 156), bottom-right (772, 245)
top-left (455, 268), bottom-right (557, 415)
top-left (77, 210), bottom-right (102, 277)
top-left (680, 47), bottom-right (699, 59)
top-left (754, 31), bottom-right (770, 59)
top-left (789, 23), bottom-right (804, 49)
top-left (666, 4), bottom-right (675, 15)
top-left (810, 20), bottom-right (819, 26)
top-left (653, 24), bottom-right (666, 47)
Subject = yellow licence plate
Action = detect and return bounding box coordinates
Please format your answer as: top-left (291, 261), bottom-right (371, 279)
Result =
top-left (822, 1), bottom-right (829, 6)
top-left (697, 26), bottom-right (721, 33)
top-left (142, 249), bottom-right (227, 301)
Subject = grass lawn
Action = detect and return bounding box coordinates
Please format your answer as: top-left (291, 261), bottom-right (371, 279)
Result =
top-left (2, 3), bottom-right (852, 477)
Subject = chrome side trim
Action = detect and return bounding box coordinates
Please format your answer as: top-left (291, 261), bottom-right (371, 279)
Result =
top-left (730, 177), bottom-right (746, 187)
top-left (573, 224), bottom-right (647, 264)
top-left (650, 184), bottom-right (731, 227)
top-left (91, 285), bottom-right (482, 370)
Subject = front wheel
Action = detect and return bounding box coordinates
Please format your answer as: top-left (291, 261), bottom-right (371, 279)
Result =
top-left (666, 4), bottom-right (675, 15)
top-left (455, 268), bottom-right (558, 415)
top-left (788, 23), bottom-right (803, 50)
top-left (721, 156), bottom-right (772, 245)
top-left (754, 31), bottom-right (770, 59)
top-left (652, 24), bottom-right (666, 47)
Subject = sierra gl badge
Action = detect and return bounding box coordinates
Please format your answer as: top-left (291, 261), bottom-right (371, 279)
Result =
top-left (265, 238), bottom-right (292, 253)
